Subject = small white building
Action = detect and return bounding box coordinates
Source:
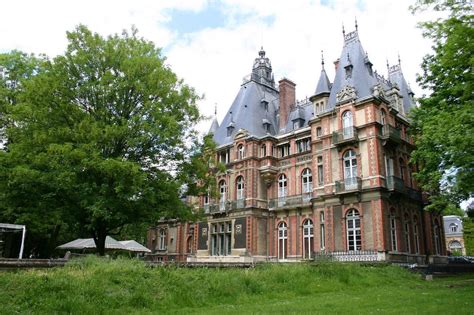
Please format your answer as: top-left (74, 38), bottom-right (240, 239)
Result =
top-left (443, 215), bottom-right (465, 255)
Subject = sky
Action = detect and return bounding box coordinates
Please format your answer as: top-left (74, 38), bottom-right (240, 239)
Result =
top-left (0, 0), bottom-right (436, 134)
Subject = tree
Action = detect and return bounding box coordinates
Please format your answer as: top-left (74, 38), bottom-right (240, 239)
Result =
top-left (410, 0), bottom-right (474, 212)
top-left (0, 25), bottom-right (200, 256)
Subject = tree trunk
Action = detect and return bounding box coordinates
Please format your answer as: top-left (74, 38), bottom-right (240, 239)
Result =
top-left (93, 225), bottom-right (107, 256)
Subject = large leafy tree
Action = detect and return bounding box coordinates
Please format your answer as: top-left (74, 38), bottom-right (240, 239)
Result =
top-left (0, 25), bottom-right (200, 256)
top-left (410, 0), bottom-right (473, 212)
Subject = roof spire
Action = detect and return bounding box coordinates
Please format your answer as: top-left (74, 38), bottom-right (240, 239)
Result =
top-left (386, 59), bottom-right (390, 71)
top-left (398, 53), bottom-right (401, 66)
top-left (321, 50), bottom-right (325, 69)
top-left (342, 23), bottom-right (345, 38)
top-left (214, 103), bottom-right (217, 116)
top-left (355, 17), bottom-right (358, 31)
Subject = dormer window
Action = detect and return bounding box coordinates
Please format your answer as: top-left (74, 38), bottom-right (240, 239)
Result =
top-left (345, 63), bottom-right (353, 79)
top-left (261, 99), bottom-right (269, 111)
top-left (293, 119), bottom-right (304, 130)
top-left (227, 125), bottom-right (234, 137)
top-left (262, 118), bottom-right (271, 133)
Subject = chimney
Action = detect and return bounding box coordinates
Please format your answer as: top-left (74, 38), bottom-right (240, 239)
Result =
top-left (334, 58), bottom-right (340, 71)
top-left (278, 78), bottom-right (296, 131)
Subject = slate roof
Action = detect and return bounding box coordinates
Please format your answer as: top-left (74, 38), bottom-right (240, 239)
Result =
top-left (213, 79), bottom-right (279, 146)
top-left (211, 29), bottom-right (416, 146)
top-left (388, 64), bottom-right (416, 113)
top-left (327, 30), bottom-right (378, 109)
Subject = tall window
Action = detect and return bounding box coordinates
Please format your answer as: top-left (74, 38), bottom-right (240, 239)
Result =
top-left (346, 209), bottom-right (361, 251)
top-left (343, 150), bottom-right (358, 189)
top-left (404, 213), bottom-right (411, 253)
top-left (301, 169), bottom-right (312, 201)
top-left (260, 144), bottom-right (267, 157)
top-left (211, 222), bottom-right (232, 256)
top-left (219, 149), bottom-right (230, 164)
top-left (434, 219), bottom-right (442, 255)
top-left (449, 223), bottom-right (458, 233)
top-left (316, 127), bottom-right (322, 137)
top-left (238, 144), bottom-right (245, 160)
top-left (278, 222), bottom-right (288, 260)
top-left (385, 155), bottom-right (394, 177)
top-left (413, 216), bottom-right (420, 254)
top-left (186, 236), bottom-right (193, 254)
top-left (296, 138), bottom-right (311, 153)
top-left (219, 180), bottom-right (227, 211)
top-left (390, 210), bottom-right (398, 252)
top-left (236, 176), bottom-right (245, 200)
top-left (317, 156), bottom-right (324, 186)
top-left (399, 158), bottom-right (406, 181)
top-left (277, 144), bottom-right (291, 158)
top-left (320, 211), bottom-right (325, 250)
top-left (158, 229), bottom-right (167, 250)
top-left (342, 110), bottom-right (353, 139)
top-left (302, 219), bottom-right (314, 259)
top-left (381, 109), bottom-right (386, 126)
top-left (278, 174), bottom-right (288, 206)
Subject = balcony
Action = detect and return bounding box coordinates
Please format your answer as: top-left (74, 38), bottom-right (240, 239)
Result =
top-left (230, 199), bottom-right (246, 210)
top-left (332, 127), bottom-right (358, 147)
top-left (380, 125), bottom-right (401, 146)
top-left (335, 177), bottom-right (362, 193)
top-left (268, 193), bottom-right (312, 209)
top-left (386, 176), bottom-right (405, 192)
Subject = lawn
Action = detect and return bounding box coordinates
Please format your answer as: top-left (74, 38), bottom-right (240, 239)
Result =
top-left (0, 257), bottom-right (473, 314)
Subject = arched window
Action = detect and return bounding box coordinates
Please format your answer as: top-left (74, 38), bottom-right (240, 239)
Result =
top-left (236, 176), bottom-right (245, 200)
top-left (390, 210), bottom-right (398, 252)
top-left (343, 150), bottom-right (358, 189)
top-left (237, 144), bottom-right (245, 160)
top-left (404, 213), bottom-right (411, 253)
top-left (413, 216), bottom-right (420, 254)
top-left (346, 209), bottom-right (361, 251)
top-left (448, 240), bottom-right (462, 254)
top-left (186, 236), bottom-right (193, 254)
top-left (158, 229), bottom-right (167, 250)
top-left (278, 222), bottom-right (288, 260)
top-left (260, 144), bottom-right (267, 157)
top-left (449, 223), bottom-right (458, 233)
top-left (278, 174), bottom-right (288, 206)
top-left (302, 219), bottom-right (314, 259)
top-left (301, 168), bottom-right (312, 201)
top-left (434, 219), bottom-right (442, 255)
top-left (219, 180), bottom-right (227, 211)
top-left (399, 158), bottom-right (406, 181)
top-left (342, 110), bottom-right (353, 139)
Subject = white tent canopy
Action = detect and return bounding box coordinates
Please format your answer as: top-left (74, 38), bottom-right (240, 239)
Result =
top-left (0, 223), bottom-right (26, 259)
top-left (57, 236), bottom-right (150, 253)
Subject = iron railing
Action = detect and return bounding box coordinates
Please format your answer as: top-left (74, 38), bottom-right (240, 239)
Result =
top-left (386, 176), bottom-right (405, 192)
top-left (335, 177), bottom-right (362, 193)
top-left (381, 125), bottom-right (401, 144)
top-left (268, 193), bottom-right (312, 209)
top-left (332, 127), bottom-right (358, 145)
top-left (313, 250), bottom-right (381, 262)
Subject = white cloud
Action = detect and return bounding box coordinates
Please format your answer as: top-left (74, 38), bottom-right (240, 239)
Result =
top-left (0, 0), bottom-right (437, 135)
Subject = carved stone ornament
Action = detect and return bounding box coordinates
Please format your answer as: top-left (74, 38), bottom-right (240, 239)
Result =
top-left (372, 83), bottom-right (386, 99)
top-left (336, 85), bottom-right (358, 102)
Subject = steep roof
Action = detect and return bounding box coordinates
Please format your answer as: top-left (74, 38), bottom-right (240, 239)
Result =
top-left (327, 30), bottom-right (378, 108)
top-left (213, 80), bottom-right (279, 146)
top-left (208, 117), bottom-right (219, 135)
top-left (388, 64), bottom-right (416, 113)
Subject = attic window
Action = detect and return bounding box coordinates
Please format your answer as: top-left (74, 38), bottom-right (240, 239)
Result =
top-left (293, 119), bottom-right (304, 130)
top-left (261, 99), bottom-right (269, 111)
top-left (227, 125), bottom-right (234, 137)
top-left (345, 63), bottom-right (353, 79)
top-left (263, 123), bottom-right (271, 133)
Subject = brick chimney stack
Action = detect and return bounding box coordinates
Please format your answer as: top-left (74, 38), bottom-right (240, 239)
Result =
top-left (334, 58), bottom-right (340, 71)
top-left (278, 78), bottom-right (296, 131)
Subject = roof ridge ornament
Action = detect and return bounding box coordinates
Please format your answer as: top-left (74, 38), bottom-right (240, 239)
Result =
top-left (321, 50), bottom-right (325, 69)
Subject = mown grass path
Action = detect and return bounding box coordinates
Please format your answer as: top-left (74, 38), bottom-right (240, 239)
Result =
top-left (0, 257), bottom-right (473, 314)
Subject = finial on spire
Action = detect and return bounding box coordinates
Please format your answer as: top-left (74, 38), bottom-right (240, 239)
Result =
top-left (214, 103), bottom-right (217, 116)
top-left (355, 17), bottom-right (358, 31)
top-left (342, 23), bottom-right (345, 37)
top-left (321, 50), bottom-right (325, 68)
top-left (398, 53), bottom-right (401, 66)
top-left (386, 59), bottom-right (390, 70)
top-left (259, 46), bottom-right (265, 58)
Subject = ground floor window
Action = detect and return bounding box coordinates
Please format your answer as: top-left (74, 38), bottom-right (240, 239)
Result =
top-left (211, 222), bottom-right (232, 256)
top-left (302, 219), bottom-right (314, 259)
top-left (346, 209), bottom-right (361, 251)
top-left (278, 222), bottom-right (288, 260)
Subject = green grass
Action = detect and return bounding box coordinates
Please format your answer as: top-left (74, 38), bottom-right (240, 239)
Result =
top-left (0, 257), bottom-right (473, 314)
